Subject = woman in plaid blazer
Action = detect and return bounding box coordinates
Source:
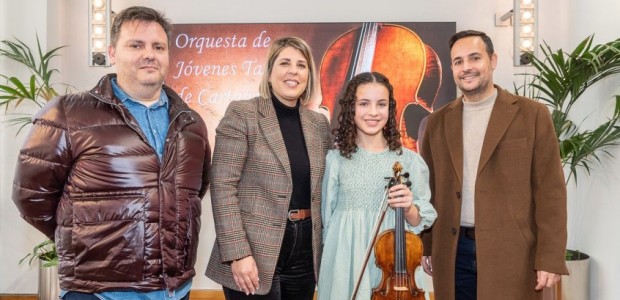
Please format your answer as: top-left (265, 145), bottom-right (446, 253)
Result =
top-left (206, 37), bottom-right (332, 299)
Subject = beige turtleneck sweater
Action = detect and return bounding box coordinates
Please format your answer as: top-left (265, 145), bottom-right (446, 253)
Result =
top-left (460, 88), bottom-right (497, 227)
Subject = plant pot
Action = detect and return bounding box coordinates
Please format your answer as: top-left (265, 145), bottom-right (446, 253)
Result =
top-left (562, 252), bottom-right (590, 300)
top-left (541, 251), bottom-right (590, 300)
top-left (38, 261), bottom-right (60, 300)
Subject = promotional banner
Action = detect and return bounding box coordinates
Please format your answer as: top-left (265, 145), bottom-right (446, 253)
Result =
top-left (167, 22), bottom-right (456, 151)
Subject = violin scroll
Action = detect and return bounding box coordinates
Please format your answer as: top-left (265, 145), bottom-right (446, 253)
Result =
top-left (389, 162), bottom-right (411, 188)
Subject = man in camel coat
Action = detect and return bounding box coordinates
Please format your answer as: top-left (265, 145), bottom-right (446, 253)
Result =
top-left (419, 30), bottom-right (569, 300)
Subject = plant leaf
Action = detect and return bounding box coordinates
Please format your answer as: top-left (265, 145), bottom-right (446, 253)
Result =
top-left (1, 35), bottom-right (70, 135)
top-left (515, 35), bottom-right (620, 183)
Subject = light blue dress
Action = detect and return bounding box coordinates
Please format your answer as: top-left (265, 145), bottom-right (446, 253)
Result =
top-left (317, 147), bottom-right (437, 300)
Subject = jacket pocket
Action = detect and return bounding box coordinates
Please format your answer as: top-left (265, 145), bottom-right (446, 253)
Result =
top-left (71, 191), bottom-right (146, 282)
top-left (496, 137), bottom-right (528, 151)
top-left (237, 189), bottom-right (257, 214)
top-left (513, 208), bottom-right (535, 249)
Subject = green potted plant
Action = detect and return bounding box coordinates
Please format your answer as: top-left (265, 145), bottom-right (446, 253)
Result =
top-left (18, 239), bottom-right (60, 300)
top-left (1, 35), bottom-right (67, 132)
top-left (1, 35), bottom-right (68, 300)
top-left (515, 35), bottom-right (620, 300)
top-left (19, 239), bottom-right (58, 268)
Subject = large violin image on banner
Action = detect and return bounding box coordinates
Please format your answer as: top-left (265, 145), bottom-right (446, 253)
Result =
top-left (319, 22), bottom-right (442, 151)
top-left (350, 161), bottom-right (425, 300)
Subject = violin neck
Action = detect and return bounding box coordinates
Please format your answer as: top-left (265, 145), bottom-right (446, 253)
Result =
top-left (394, 207), bottom-right (407, 274)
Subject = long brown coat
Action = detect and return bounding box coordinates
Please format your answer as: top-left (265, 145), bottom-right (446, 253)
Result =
top-left (205, 97), bottom-right (332, 294)
top-left (419, 86), bottom-right (569, 300)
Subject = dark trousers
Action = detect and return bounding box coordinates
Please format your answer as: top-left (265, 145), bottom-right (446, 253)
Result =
top-left (455, 234), bottom-right (477, 300)
top-left (224, 218), bottom-right (315, 300)
top-left (62, 291), bottom-right (190, 300)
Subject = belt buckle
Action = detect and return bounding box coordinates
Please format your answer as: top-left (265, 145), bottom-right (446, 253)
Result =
top-left (288, 209), bottom-right (300, 221)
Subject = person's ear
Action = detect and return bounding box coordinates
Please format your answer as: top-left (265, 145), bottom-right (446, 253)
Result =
top-left (490, 53), bottom-right (498, 70)
top-left (108, 45), bottom-right (116, 65)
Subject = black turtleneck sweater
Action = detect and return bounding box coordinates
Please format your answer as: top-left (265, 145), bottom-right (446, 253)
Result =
top-left (271, 95), bottom-right (311, 210)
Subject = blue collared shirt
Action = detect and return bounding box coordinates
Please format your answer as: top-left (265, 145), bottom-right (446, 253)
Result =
top-left (111, 78), bottom-right (170, 161)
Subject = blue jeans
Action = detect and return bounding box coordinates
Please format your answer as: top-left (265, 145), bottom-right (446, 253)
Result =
top-left (455, 234), bottom-right (477, 300)
top-left (62, 292), bottom-right (99, 300)
top-left (224, 218), bottom-right (315, 300)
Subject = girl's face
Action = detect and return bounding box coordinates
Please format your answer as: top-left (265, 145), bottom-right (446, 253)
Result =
top-left (354, 82), bottom-right (390, 139)
top-left (268, 46), bottom-right (309, 106)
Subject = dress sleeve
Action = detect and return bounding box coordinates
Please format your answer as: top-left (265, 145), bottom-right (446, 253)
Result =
top-left (406, 152), bottom-right (437, 234)
top-left (321, 150), bottom-right (340, 241)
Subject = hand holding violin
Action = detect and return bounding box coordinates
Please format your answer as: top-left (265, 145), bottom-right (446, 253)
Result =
top-left (387, 183), bottom-right (422, 227)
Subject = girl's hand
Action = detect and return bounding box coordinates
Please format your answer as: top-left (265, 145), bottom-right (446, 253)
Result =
top-left (387, 183), bottom-right (421, 226)
top-left (387, 184), bottom-right (414, 211)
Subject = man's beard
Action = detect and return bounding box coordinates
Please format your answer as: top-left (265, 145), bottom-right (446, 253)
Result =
top-left (458, 74), bottom-right (490, 98)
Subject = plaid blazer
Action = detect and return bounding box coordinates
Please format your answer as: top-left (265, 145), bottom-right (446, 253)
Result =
top-left (205, 97), bottom-right (332, 294)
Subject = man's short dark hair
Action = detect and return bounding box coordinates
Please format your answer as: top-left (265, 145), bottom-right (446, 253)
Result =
top-left (449, 30), bottom-right (494, 57)
top-left (110, 6), bottom-right (172, 46)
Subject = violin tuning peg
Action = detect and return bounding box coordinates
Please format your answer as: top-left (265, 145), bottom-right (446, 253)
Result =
top-left (406, 180), bottom-right (412, 187)
top-left (403, 172), bottom-right (410, 178)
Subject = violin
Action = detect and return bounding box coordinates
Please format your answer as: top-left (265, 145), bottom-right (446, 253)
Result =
top-left (350, 161), bottom-right (425, 300)
top-left (372, 162), bottom-right (425, 299)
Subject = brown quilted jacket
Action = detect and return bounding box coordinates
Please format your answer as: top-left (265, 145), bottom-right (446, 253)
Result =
top-left (12, 74), bottom-right (211, 293)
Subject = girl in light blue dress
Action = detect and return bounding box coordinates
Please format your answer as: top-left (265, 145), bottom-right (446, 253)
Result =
top-left (317, 72), bottom-right (437, 300)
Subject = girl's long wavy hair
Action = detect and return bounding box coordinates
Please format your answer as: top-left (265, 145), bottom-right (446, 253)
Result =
top-left (333, 72), bottom-right (402, 158)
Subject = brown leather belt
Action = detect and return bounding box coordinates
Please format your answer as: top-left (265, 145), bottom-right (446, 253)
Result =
top-left (460, 226), bottom-right (476, 240)
top-left (288, 209), bottom-right (311, 221)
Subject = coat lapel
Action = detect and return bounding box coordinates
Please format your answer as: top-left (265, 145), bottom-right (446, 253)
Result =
top-left (257, 97), bottom-right (292, 179)
top-left (477, 87), bottom-right (519, 174)
top-left (445, 99), bottom-right (464, 186)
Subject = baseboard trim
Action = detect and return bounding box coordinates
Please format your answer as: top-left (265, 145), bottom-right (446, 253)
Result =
top-left (0, 290), bottom-right (225, 300)
top-left (189, 290), bottom-right (225, 300)
top-left (1, 289), bottom-right (321, 300)
top-left (190, 290), bottom-right (318, 300)
top-left (0, 295), bottom-right (37, 300)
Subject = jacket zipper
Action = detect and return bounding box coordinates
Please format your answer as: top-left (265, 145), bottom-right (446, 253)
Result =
top-left (90, 91), bottom-right (194, 167)
top-left (90, 90), bottom-right (197, 290)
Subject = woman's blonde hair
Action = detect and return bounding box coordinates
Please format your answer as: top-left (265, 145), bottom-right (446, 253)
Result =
top-left (258, 37), bottom-right (317, 105)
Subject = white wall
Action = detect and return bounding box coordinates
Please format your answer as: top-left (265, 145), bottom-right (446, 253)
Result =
top-left (565, 1), bottom-right (620, 300)
top-left (0, 0), bottom-right (50, 294)
top-left (1, 0), bottom-right (618, 299)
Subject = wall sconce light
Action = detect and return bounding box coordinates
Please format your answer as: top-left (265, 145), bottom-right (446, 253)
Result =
top-left (495, 0), bottom-right (538, 66)
top-left (514, 0), bottom-right (537, 66)
top-left (89, 0), bottom-right (111, 67)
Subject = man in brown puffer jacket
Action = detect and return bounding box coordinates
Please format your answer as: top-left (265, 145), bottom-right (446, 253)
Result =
top-left (12, 6), bottom-right (210, 300)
